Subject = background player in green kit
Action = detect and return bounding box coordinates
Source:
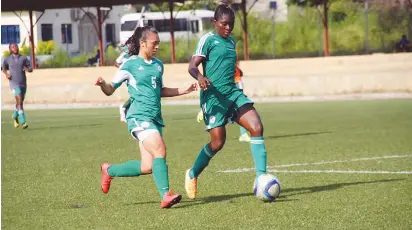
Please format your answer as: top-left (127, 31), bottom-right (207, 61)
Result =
top-left (96, 26), bottom-right (197, 208)
top-left (185, 5), bottom-right (269, 199)
top-left (115, 44), bottom-right (132, 122)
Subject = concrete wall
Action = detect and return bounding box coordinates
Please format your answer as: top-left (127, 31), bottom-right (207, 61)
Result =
top-left (2, 53), bottom-right (411, 105)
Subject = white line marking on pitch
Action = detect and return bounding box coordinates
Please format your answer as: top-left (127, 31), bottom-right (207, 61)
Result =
top-left (217, 154), bottom-right (412, 173)
top-left (266, 170), bottom-right (412, 175)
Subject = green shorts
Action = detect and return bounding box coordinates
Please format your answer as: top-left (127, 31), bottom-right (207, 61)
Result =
top-left (200, 89), bottom-right (253, 131)
top-left (127, 118), bottom-right (163, 142)
top-left (12, 87), bottom-right (27, 99)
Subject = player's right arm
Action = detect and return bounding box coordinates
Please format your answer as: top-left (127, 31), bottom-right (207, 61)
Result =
top-left (95, 77), bottom-right (115, 96)
top-left (1, 58), bottom-right (11, 80)
top-left (96, 62), bottom-right (132, 96)
top-left (189, 34), bottom-right (212, 90)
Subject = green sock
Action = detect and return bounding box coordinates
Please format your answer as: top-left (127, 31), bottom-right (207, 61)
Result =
top-left (250, 137), bottom-right (267, 178)
top-left (152, 158), bottom-right (170, 199)
top-left (107, 160), bottom-right (142, 177)
top-left (18, 110), bottom-right (26, 124)
top-left (189, 144), bottom-right (216, 179)
top-left (12, 109), bottom-right (19, 119)
top-left (240, 126), bottom-right (248, 136)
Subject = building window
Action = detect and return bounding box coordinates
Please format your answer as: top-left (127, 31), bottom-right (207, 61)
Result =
top-left (105, 24), bottom-right (116, 44)
top-left (61, 24), bottom-right (73, 44)
top-left (1, 25), bottom-right (20, 44)
top-left (41, 24), bottom-right (53, 41)
top-left (147, 19), bottom-right (188, 33)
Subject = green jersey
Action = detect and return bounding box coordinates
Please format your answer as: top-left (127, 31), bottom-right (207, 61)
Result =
top-left (194, 32), bottom-right (237, 95)
top-left (112, 55), bottom-right (165, 126)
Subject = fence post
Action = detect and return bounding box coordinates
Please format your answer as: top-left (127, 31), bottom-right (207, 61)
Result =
top-left (270, 1), bottom-right (277, 58)
top-left (317, 5), bottom-right (323, 56)
top-left (364, 0), bottom-right (369, 54)
top-left (409, 8), bottom-right (412, 41)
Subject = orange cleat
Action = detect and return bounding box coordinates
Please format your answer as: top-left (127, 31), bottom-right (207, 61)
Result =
top-left (100, 163), bottom-right (112, 194)
top-left (160, 190), bottom-right (182, 208)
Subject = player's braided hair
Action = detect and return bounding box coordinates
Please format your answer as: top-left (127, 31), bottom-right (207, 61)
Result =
top-left (125, 26), bottom-right (158, 56)
top-left (214, 4), bottom-right (235, 21)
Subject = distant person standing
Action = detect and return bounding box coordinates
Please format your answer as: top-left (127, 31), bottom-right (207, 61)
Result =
top-left (399, 35), bottom-right (411, 52)
top-left (2, 43), bottom-right (33, 129)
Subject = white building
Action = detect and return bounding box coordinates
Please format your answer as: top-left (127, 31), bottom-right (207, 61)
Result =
top-left (246, 0), bottom-right (288, 22)
top-left (1, 6), bottom-right (128, 55)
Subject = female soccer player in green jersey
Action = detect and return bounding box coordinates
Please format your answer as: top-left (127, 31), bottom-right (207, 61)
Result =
top-left (96, 26), bottom-right (197, 208)
top-left (185, 5), bottom-right (269, 199)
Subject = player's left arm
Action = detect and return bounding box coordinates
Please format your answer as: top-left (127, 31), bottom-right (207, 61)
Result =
top-left (159, 62), bottom-right (197, 97)
top-left (161, 83), bottom-right (197, 97)
top-left (23, 57), bottom-right (33, 72)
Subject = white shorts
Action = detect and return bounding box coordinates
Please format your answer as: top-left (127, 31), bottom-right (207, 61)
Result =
top-left (130, 128), bottom-right (159, 142)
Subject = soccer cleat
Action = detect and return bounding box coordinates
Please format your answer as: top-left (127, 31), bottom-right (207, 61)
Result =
top-left (196, 110), bottom-right (203, 123)
top-left (239, 133), bottom-right (251, 143)
top-left (119, 105), bottom-right (127, 123)
top-left (100, 163), bottom-right (112, 194)
top-left (160, 189), bottom-right (182, 208)
top-left (13, 116), bottom-right (19, 128)
top-left (21, 123), bottom-right (28, 129)
top-left (185, 169), bottom-right (197, 199)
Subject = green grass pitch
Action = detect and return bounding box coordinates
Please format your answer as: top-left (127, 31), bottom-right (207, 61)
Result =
top-left (2, 99), bottom-right (412, 229)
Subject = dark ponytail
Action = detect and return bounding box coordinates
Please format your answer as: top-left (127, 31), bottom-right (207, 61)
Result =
top-left (125, 26), bottom-right (158, 56)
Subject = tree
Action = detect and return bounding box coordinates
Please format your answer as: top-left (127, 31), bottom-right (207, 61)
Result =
top-left (287, 0), bottom-right (347, 56)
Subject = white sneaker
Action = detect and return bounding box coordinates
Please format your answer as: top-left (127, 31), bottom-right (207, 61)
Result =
top-left (239, 133), bottom-right (251, 142)
top-left (119, 105), bottom-right (127, 122)
top-left (196, 110), bottom-right (203, 123)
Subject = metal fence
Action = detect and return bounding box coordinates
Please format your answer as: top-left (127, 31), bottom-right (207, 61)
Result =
top-left (236, 3), bottom-right (412, 60)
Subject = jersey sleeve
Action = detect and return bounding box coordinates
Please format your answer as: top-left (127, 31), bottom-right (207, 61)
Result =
top-left (193, 34), bottom-right (212, 57)
top-left (24, 57), bottom-right (33, 71)
top-left (159, 61), bottom-right (165, 88)
top-left (2, 57), bottom-right (8, 70)
top-left (111, 62), bottom-right (133, 89)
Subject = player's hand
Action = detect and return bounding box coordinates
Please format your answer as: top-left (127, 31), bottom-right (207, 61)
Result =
top-left (6, 74), bottom-right (11, 80)
top-left (198, 75), bottom-right (211, 90)
top-left (23, 66), bottom-right (29, 72)
top-left (184, 83), bottom-right (198, 94)
top-left (95, 77), bottom-right (106, 86)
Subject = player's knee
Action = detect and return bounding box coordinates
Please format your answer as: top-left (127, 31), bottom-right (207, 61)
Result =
top-left (140, 164), bottom-right (152, 174)
top-left (210, 138), bottom-right (225, 152)
top-left (151, 143), bottom-right (166, 158)
top-left (248, 121), bottom-right (264, 136)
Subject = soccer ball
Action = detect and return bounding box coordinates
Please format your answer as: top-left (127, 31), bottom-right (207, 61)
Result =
top-left (253, 173), bottom-right (281, 202)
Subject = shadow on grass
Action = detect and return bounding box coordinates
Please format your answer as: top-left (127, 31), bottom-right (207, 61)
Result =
top-left (172, 178), bottom-right (404, 208)
top-left (265, 131), bottom-right (333, 140)
top-left (28, 123), bottom-right (103, 130)
top-left (281, 178), bottom-right (405, 198)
